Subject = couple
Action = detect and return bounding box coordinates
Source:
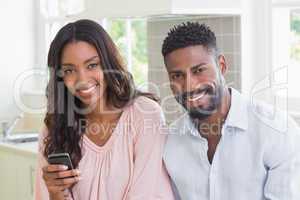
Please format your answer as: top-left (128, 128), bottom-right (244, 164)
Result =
top-left (35, 19), bottom-right (300, 200)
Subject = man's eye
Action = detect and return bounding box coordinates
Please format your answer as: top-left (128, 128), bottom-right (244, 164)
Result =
top-left (195, 67), bottom-right (206, 74)
top-left (171, 74), bottom-right (183, 80)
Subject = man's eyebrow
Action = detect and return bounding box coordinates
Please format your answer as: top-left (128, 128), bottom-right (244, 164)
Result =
top-left (169, 69), bottom-right (184, 74)
top-left (169, 63), bottom-right (207, 74)
top-left (190, 63), bottom-right (207, 71)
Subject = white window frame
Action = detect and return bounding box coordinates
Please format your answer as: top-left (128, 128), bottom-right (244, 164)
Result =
top-left (100, 18), bottom-right (134, 73)
top-left (272, 0), bottom-right (300, 123)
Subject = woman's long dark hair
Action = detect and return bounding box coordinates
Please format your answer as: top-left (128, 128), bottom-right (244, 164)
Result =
top-left (44, 19), bottom-right (157, 168)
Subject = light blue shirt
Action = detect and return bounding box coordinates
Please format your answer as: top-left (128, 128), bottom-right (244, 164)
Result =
top-left (164, 88), bottom-right (300, 200)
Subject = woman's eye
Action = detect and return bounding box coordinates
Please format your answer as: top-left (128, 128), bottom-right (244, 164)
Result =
top-left (62, 69), bottom-right (74, 76)
top-left (87, 63), bottom-right (98, 69)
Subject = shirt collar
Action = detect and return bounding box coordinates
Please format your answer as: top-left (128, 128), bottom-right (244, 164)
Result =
top-left (171, 87), bottom-right (249, 137)
top-left (177, 87), bottom-right (249, 136)
top-left (224, 88), bottom-right (248, 131)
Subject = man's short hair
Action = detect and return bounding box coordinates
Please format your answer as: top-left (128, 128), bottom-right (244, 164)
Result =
top-left (162, 22), bottom-right (218, 57)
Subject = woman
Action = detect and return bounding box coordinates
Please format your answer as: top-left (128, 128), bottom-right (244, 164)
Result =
top-left (35, 19), bottom-right (174, 200)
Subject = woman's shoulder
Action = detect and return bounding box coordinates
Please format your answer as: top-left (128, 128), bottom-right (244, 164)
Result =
top-left (127, 96), bottom-right (166, 127)
top-left (131, 96), bottom-right (162, 115)
top-left (127, 96), bottom-right (167, 143)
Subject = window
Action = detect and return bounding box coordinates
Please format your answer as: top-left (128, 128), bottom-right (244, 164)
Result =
top-left (290, 10), bottom-right (300, 71)
top-left (103, 18), bottom-right (148, 88)
top-left (272, 5), bottom-right (300, 123)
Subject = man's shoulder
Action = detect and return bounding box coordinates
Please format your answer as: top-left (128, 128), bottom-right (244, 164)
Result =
top-left (248, 98), bottom-right (299, 136)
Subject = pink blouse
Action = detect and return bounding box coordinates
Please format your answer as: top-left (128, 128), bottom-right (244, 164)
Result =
top-left (34, 96), bottom-right (175, 200)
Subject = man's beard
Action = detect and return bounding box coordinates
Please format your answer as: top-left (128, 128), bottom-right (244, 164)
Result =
top-left (175, 83), bottom-right (224, 120)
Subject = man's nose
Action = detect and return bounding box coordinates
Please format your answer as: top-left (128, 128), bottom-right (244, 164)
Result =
top-left (185, 73), bottom-right (200, 92)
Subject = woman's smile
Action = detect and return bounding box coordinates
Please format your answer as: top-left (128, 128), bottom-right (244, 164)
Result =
top-left (76, 83), bottom-right (99, 98)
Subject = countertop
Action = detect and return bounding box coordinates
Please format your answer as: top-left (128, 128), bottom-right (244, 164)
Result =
top-left (0, 141), bottom-right (38, 157)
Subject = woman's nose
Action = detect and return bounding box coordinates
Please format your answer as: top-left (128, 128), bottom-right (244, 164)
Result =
top-left (77, 68), bottom-right (89, 82)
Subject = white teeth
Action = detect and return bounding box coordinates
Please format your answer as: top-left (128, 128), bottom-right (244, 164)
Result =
top-left (79, 85), bottom-right (96, 94)
top-left (188, 91), bottom-right (206, 102)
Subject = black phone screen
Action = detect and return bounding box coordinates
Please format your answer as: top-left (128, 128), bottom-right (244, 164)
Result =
top-left (48, 153), bottom-right (74, 170)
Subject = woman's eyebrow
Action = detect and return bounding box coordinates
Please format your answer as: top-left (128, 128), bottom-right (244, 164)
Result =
top-left (61, 63), bottom-right (74, 68)
top-left (61, 56), bottom-right (99, 67)
top-left (84, 55), bottom-right (99, 64)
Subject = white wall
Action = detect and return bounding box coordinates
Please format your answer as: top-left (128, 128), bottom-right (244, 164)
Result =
top-left (272, 0), bottom-right (300, 7)
top-left (83, 0), bottom-right (172, 19)
top-left (241, 0), bottom-right (273, 97)
top-left (171, 0), bottom-right (242, 14)
top-left (0, 0), bottom-right (36, 124)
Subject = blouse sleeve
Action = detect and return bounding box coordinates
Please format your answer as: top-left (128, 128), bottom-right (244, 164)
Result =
top-left (34, 126), bottom-right (51, 200)
top-left (126, 97), bottom-right (175, 200)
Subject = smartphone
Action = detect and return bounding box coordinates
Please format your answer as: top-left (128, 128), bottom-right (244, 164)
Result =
top-left (48, 153), bottom-right (74, 170)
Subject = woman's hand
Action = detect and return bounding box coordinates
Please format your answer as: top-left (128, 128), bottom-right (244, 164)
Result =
top-left (42, 164), bottom-right (81, 200)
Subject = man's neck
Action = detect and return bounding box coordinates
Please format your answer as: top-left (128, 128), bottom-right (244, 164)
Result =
top-left (195, 87), bottom-right (232, 164)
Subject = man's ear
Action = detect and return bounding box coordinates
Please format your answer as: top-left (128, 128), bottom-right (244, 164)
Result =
top-left (218, 54), bottom-right (227, 75)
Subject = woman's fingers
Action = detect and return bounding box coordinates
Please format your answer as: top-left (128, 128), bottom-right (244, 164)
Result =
top-left (43, 164), bottom-right (68, 173)
top-left (51, 176), bottom-right (81, 186)
top-left (45, 169), bottom-right (80, 179)
top-left (42, 164), bottom-right (81, 197)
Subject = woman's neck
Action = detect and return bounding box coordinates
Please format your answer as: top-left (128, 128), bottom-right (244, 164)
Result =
top-left (85, 99), bottom-right (122, 124)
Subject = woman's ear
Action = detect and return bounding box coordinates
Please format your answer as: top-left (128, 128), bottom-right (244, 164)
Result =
top-left (218, 54), bottom-right (227, 76)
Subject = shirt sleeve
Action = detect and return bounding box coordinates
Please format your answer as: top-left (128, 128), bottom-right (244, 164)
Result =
top-left (264, 118), bottom-right (300, 200)
top-left (125, 98), bottom-right (175, 200)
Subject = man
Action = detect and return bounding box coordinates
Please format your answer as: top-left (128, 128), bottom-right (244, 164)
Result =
top-left (162, 22), bottom-right (300, 200)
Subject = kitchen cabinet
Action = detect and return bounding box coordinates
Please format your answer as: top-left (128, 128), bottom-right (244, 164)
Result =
top-left (0, 142), bottom-right (37, 200)
top-left (0, 150), bottom-right (18, 200)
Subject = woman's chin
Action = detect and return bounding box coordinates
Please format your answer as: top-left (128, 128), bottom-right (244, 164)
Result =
top-left (79, 97), bottom-right (100, 109)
